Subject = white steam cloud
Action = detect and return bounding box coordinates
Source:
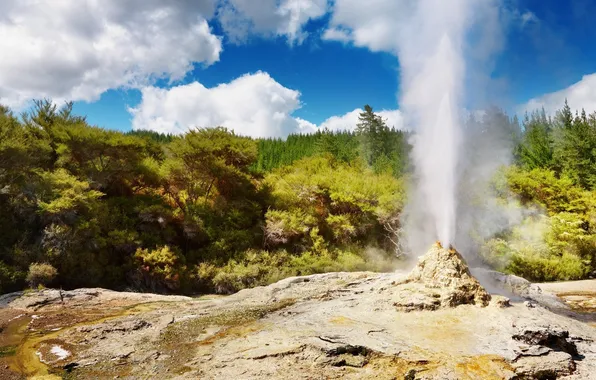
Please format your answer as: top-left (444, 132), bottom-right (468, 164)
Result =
top-left (395, 0), bottom-right (506, 256)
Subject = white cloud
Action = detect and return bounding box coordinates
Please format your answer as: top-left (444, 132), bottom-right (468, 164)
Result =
top-left (218, 0), bottom-right (328, 44)
top-left (520, 73), bottom-right (596, 115)
top-left (130, 71), bottom-right (308, 138)
top-left (321, 27), bottom-right (352, 43)
top-left (319, 108), bottom-right (405, 131)
top-left (322, 0), bottom-right (404, 53)
top-left (520, 11), bottom-right (538, 26)
top-left (130, 71), bottom-right (405, 138)
top-left (295, 118), bottom-right (318, 134)
top-left (501, 8), bottom-right (539, 29)
top-left (0, 0), bottom-right (222, 109)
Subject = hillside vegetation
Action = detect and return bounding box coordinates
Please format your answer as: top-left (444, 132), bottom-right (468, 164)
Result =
top-left (1, 100), bottom-right (595, 294)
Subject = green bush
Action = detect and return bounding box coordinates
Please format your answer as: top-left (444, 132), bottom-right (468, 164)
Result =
top-left (507, 253), bottom-right (589, 282)
top-left (264, 155), bottom-right (404, 250)
top-left (505, 166), bottom-right (591, 214)
top-left (196, 245), bottom-right (399, 294)
top-left (133, 246), bottom-right (186, 292)
top-left (26, 263), bottom-right (58, 288)
top-left (264, 209), bottom-right (317, 245)
top-left (0, 261), bottom-right (25, 294)
top-left (480, 213), bottom-right (594, 282)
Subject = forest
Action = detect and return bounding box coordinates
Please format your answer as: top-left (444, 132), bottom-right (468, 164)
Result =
top-left (0, 101), bottom-right (595, 295)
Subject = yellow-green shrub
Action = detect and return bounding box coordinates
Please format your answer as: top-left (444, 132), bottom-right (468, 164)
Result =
top-left (133, 246), bottom-right (186, 292)
top-left (507, 253), bottom-right (589, 282)
top-left (480, 213), bottom-right (593, 282)
top-left (26, 262), bottom-right (58, 288)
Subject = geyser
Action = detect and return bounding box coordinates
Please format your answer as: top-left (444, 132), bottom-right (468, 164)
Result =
top-left (401, 10), bottom-right (465, 250)
top-left (397, 0), bottom-right (500, 255)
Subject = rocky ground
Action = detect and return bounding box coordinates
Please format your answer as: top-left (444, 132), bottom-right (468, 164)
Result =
top-left (536, 280), bottom-right (596, 319)
top-left (1, 244), bottom-right (595, 379)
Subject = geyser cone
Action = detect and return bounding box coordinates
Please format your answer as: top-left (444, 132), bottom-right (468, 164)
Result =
top-left (393, 243), bottom-right (491, 311)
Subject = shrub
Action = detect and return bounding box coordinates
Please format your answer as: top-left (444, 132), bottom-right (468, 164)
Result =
top-left (0, 261), bottom-right (25, 294)
top-left (506, 253), bottom-right (589, 282)
top-left (26, 263), bottom-right (58, 288)
top-left (480, 213), bottom-right (594, 281)
top-left (505, 166), bottom-right (590, 214)
top-left (133, 246), bottom-right (186, 292)
top-left (326, 214), bottom-right (356, 242)
top-left (200, 245), bottom-right (397, 294)
top-left (264, 156), bottom-right (404, 251)
top-left (264, 209), bottom-right (317, 246)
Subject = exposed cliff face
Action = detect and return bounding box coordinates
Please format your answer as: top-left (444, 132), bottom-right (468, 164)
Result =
top-left (1, 248), bottom-right (595, 379)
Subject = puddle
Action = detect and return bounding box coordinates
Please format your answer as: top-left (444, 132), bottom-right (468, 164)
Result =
top-left (556, 292), bottom-right (596, 327)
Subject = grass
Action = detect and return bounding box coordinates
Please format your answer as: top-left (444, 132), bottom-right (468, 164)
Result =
top-left (0, 345), bottom-right (17, 358)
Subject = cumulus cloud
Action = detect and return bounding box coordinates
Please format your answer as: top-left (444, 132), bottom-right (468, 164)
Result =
top-left (520, 73), bottom-right (596, 115)
top-left (322, 0), bottom-right (403, 53)
top-left (0, 0), bottom-right (222, 108)
top-left (319, 108), bottom-right (405, 131)
top-left (130, 71), bottom-right (404, 138)
top-left (130, 72), bottom-right (310, 138)
top-left (321, 27), bottom-right (352, 43)
top-left (218, 0), bottom-right (328, 44)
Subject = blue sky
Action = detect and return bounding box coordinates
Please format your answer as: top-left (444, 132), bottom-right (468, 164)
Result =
top-left (2, 0), bottom-right (596, 136)
top-left (74, 35), bottom-right (399, 131)
top-left (497, 0), bottom-right (596, 105)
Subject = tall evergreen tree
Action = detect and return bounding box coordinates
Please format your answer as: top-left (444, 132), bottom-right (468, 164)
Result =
top-left (356, 105), bottom-right (390, 167)
top-left (517, 109), bottom-right (554, 170)
top-left (554, 104), bottom-right (596, 189)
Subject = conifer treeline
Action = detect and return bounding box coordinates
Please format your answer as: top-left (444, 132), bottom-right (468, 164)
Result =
top-left (254, 105), bottom-right (411, 177)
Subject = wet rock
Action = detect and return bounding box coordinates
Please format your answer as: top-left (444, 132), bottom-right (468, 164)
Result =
top-left (63, 362), bottom-right (79, 371)
top-left (392, 244), bottom-right (491, 311)
top-left (404, 369), bottom-right (417, 380)
top-left (314, 344), bottom-right (371, 368)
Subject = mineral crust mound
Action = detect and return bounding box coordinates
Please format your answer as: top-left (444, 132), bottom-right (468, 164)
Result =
top-left (391, 243), bottom-right (491, 311)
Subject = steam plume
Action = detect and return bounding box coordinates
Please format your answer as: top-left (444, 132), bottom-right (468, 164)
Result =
top-left (396, 0), bottom-right (504, 255)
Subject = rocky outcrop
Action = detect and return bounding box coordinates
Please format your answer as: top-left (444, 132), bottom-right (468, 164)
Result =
top-left (513, 326), bottom-right (579, 357)
top-left (391, 244), bottom-right (491, 311)
top-left (510, 325), bottom-right (583, 379)
top-left (1, 248), bottom-right (595, 379)
top-left (513, 351), bottom-right (576, 379)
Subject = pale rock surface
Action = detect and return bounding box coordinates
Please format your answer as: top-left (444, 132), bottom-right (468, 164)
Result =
top-left (2, 245), bottom-right (595, 379)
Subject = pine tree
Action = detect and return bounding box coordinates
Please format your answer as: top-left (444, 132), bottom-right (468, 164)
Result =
top-left (356, 105), bottom-right (389, 166)
top-left (517, 109), bottom-right (554, 170)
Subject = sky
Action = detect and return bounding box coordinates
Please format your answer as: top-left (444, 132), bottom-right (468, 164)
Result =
top-left (1, 0), bottom-right (596, 137)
